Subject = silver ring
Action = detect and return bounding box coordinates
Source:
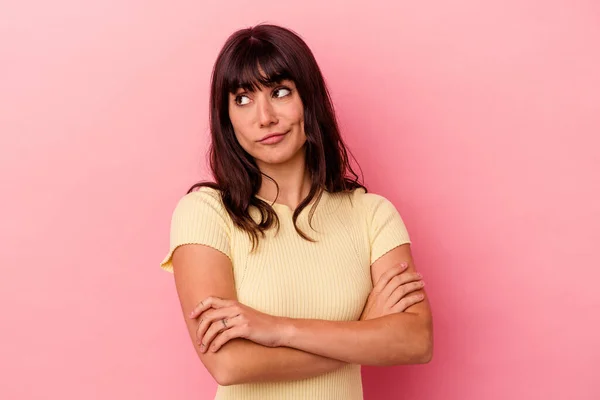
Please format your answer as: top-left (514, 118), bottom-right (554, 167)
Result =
top-left (222, 319), bottom-right (228, 328)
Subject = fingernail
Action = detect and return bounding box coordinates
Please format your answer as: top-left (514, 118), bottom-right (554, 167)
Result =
top-left (416, 273), bottom-right (422, 278)
top-left (400, 262), bottom-right (408, 268)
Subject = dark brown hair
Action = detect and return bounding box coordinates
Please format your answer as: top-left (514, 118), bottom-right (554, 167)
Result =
top-left (188, 23), bottom-right (365, 249)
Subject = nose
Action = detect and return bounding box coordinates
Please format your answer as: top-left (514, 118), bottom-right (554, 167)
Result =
top-left (256, 96), bottom-right (278, 127)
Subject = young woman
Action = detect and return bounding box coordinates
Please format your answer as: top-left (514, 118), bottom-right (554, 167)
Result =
top-left (160, 24), bottom-right (433, 400)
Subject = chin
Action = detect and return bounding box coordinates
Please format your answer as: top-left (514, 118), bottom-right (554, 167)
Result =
top-left (255, 145), bottom-right (304, 166)
top-left (257, 153), bottom-right (295, 165)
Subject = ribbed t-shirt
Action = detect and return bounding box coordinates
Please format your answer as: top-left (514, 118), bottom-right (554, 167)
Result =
top-left (160, 187), bottom-right (411, 400)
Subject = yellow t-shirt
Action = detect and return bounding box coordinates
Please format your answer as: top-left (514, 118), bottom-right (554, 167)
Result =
top-left (160, 187), bottom-right (411, 400)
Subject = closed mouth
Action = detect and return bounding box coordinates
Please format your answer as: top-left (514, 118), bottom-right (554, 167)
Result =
top-left (258, 131), bottom-right (288, 142)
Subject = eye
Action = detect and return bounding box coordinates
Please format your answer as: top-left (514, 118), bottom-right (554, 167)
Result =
top-left (235, 94), bottom-right (250, 106)
top-left (273, 87), bottom-right (292, 98)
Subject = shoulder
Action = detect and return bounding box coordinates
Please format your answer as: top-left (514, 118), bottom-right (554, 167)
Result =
top-left (350, 187), bottom-right (397, 215)
top-left (161, 186), bottom-right (232, 272)
top-left (170, 186), bottom-right (231, 226)
top-left (174, 186), bottom-right (225, 211)
top-left (353, 189), bottom-right (411, 258)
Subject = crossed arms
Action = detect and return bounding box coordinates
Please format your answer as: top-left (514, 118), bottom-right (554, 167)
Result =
top-left (171, 243), bottom-right (433, 386)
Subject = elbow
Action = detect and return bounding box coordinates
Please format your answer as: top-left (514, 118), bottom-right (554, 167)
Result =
top-left (382, 336), bottom-right (433, 366)
top-left (417, 338), bottom-right (433, 364)
top-left (390, 324), bottom-right (433, 365)
top-left (203, 352), bottom-right (240, 386)
top-left (415, 327), bottom-right (434, 364)
top-left (389, 337), bottom-right (432, 365)
top-left (212, 368), bottom-right (236, 387)
top-left (209, 364), bottom-right (239, 387)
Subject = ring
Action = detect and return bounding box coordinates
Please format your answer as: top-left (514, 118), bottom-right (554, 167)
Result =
top-left (222, 319), bottom-right (228, 328)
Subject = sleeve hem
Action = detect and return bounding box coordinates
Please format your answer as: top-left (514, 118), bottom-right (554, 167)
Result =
top-left (159, 242), bottom-right (233, 273)
top-left (370, 240), bottom-right (411, 266)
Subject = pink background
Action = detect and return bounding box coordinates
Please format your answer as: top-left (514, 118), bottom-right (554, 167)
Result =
top-left (1, 1), bottom-right (599, 399)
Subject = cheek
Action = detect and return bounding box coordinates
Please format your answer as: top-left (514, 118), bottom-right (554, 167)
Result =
top-left (229, 113), bottom-right (252, 143)
top-left (294, 104), bottom-right (304, 123)
top-left (234, 131), bottom-right (255, 155)
top-left (287, 104), bottom-right (305, 131)
top-left (298, 110), bottom-right (306, 138)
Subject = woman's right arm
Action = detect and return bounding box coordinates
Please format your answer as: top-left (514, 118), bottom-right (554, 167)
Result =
top-left (171, 243), bottom-right (345, 386)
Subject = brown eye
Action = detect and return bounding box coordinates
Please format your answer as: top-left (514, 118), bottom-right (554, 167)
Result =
top-left (235, 94), bottom-right (250, 105)
top-left (273, 87), bottom-right (291, 98)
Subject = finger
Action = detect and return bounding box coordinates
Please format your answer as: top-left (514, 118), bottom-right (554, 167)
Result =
top-left (387, 280), bottom-right (425, 307)
top-left (195, 309), bottom-right (219, 346)
top-left (210, 325), bottom-right (247, 352)
top-left (373, 262), bottom-right (409, 293)
top-left (189, 298), bottom-right (213, 319)
top-left (381, 272), bottom-right (423, 298)
top-left (189, 297), bottom-right (232, 319)
top-left (200, 319), bottom-right (231, 353)
top-left (397, 271), bottom-right (423, 285)
top-left (196, 306), bottom-right (240, 346)
top-left (391, 293), bottom-right (425, 313)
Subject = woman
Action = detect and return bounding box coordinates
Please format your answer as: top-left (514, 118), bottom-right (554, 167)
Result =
top-left (160, 24), bottom-right (433, 400)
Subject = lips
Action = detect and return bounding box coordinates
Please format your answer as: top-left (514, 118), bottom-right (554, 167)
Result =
top-left (258, 131), bottom-right (287, 143)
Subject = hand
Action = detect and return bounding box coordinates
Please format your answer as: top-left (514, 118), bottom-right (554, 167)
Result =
top-left (360, 262), bottom-right (425, 321)
top-left (189, 296), bottom-right (285, 353)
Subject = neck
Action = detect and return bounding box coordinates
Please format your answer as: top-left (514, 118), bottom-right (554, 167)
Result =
top-left (256, 147), bottom-right (311, 210)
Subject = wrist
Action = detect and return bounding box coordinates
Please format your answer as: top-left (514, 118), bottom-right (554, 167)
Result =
top-left (276, 317), bottom-right (297, 347)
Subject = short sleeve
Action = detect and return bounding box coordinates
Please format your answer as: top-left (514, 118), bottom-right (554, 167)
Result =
top-left (159, 188), bottom-right (231, 273)
top-left (363, 192), bottom-right (411, 265)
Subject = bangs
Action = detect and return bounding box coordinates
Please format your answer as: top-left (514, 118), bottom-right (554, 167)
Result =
top-left (225, 39), bottom-right (293, 93)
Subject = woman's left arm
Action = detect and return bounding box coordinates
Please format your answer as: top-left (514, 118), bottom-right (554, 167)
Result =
top-left (194, 244), bottom-right (433, 366)
top-left (282, 243), bottom-right (432, 366)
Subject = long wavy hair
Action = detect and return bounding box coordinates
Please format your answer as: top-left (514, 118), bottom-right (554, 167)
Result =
top-left (188, 24), bottom-right (366, 249)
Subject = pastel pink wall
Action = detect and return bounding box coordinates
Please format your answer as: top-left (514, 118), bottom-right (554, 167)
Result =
top-left (1, 1), bottom-right (598, 399)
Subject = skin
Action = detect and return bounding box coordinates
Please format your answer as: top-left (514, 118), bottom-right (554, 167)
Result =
top-left (171, 79), bottom-right (433, 385)
top-left (228, 79), bottom-right (311, 208)
top-left (193, 263), bottom-right (424, 351)
top-left (191, 245), bottom-right (432, 366)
